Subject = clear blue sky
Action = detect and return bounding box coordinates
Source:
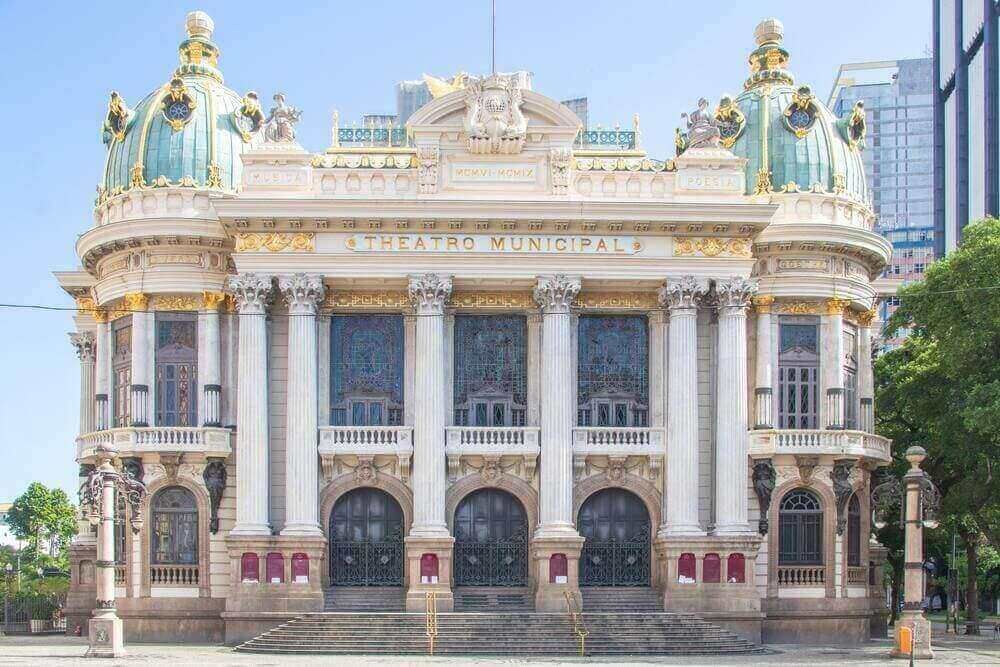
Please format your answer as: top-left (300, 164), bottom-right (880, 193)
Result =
top-left (0, 0), bottom-right (930, 502)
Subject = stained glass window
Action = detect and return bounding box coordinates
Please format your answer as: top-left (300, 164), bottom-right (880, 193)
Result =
top-left (778, 489), bottom-right (823, 565)
top-left (778, 320), bottom-right (819, 429)
top-left (155, 314), bottom-right (198, 427)
top-left (112, 318), bottom-right (132, 428)
top-left (577, 316), bottom-right (648, 427)
top-left (151, 487), bottom-right (198, 565)
top-left (330, 315), bottom-right (404, 426)
top-left (843, 327), bottom-right (859, 430)
top-left (453, 315), bottom-right (526, 426)
top-left (847, 493), bottom-right (861, 567)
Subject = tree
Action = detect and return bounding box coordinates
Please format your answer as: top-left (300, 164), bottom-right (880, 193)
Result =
top-left (5, 483), bottom-right (77, 560)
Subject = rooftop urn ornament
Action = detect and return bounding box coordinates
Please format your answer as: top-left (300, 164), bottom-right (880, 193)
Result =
top-left (263, 93), bottom-right (302, 144)
top-left (680, 98), bottom-right (722, 150)
top-left (463, 74), bottom-right (527, 154)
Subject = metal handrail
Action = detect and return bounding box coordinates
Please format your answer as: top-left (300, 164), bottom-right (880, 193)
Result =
top-left (564, 591), bottom-right (588, 657)
top-left (425, 591), bottom-right (438, 655)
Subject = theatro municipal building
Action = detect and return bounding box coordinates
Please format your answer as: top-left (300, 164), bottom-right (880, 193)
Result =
top-left (56, 11), bottom-right (895, 651)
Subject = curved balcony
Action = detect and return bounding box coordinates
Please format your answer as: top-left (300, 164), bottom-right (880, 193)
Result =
top-left (749, 429), bottom-right (891, 464)
top-left (76, 427), bottom-right (232, 460)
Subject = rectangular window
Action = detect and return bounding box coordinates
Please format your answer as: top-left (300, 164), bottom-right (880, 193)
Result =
top-left (453, 315), bottom-right (527, 427)
top-left (330, 315), bottom-right (405, 426)
top-left (778, 321), bottom-right (820, 429)
top-left (843, 326), bottom-right (859, 430)
top-left (155, 314), bottom-right (198, 427)
top-left (577, 315), bottom-right (649, 427)
top-left (112, 318), bottom-right (132, 428)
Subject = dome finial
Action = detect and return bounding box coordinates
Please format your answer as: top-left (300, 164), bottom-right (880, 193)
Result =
top-left (186, 11), bottom-right (214, 39)
top-left (754, 18), bottom-right (784, 47)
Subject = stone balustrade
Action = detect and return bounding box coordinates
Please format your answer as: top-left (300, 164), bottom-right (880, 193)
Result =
top-left (445, 426), bottom-right (540, 451)
top-left (318, 425), bottom-right (413, 453)
top-left (749, 429), bottom-right (891, 463)
top-left (847, 566), bottom-right (868, 586)
top-left (76, 427), bottom-right (232, 459)
top-left (777, 565), bottom-right (825, 587)
top-left (150, 564), bottom-right (200, 587)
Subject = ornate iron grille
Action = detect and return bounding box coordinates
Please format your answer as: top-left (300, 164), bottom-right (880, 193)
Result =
top-left (330, 315), bottom-right (404, 426)
top-left (328, 538), bottom-right (404, 586)
top-left (580, 527), bottom-right (651, 587)
top-left (454, 535), bottom-right (528, 586)
top-left (577, 316), bottom-right (648, 426)
top-left (453, 315), bottom-right (527, 426)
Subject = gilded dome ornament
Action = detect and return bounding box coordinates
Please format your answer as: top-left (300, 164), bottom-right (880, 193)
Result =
top-left (714, 95), bottom-right (746, 149)
top-left (674, 128), bottom-right (688, 157)
top-left (232, 91), bottom-right (265, 142)
top-left (782, 85), bottom-right (818, 138)
top-left (102, 91), bottom-right (133, 144)
top-left (161, 77), bottom-right (197, 131)
top-left (840, 100), bottom-right (867, 150)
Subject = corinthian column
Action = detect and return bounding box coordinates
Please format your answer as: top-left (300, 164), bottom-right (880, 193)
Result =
top-left (659, 276), bottom-right (707, 536)
top-left (70, 331), bottom-right (97, 435)
top-left (408, 273), bottom-right (452, 537)
top-left (714, 277), bottom-right (757, 534)
top-left (124, 292), bottom-right (151, 427)
top-left (279, 275), bottom-right (325, 536)
top-left (227, 273), bottom-right (273, 536)
top-left (533, 275), bottom-right (581, 538)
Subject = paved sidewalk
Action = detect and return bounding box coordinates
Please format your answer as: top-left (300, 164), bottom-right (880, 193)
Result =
top-left (0, 633), bottom-right (996, 665)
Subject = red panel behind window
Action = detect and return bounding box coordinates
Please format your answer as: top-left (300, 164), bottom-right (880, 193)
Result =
top-left (727, 553), bottom-right (746, 583)
top-left (703, 553), bottom-right (721, 583)
top-left (266, 552), bottom-right (284, 583)
top-left (240, 552), bottom-right (259, 583)
top-left (291, 553), bottom-right (309, 583)
top-left (420, 553), bottom-right (439, 584)
top-left (549, 553), bottom-right (568, 583)
top-left (678, 553), bottom-right (696, 582)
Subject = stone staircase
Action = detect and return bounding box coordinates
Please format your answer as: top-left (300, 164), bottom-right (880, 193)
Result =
top-left (323, 586), bottom-right (405, 612)
top-left (235, 610), bottom-right (765, 656)
top-left (453, 586), bottom-right (532, 611)
top-left (581, 586), bottom-right (663, 612)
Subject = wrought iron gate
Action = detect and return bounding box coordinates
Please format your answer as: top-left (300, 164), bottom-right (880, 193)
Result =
top-left (580, 527), bottom-right (651, 586)
top-left (454, 535), bottom-right (527, 586)
top-left (329, 538), bottom-right (404, 586)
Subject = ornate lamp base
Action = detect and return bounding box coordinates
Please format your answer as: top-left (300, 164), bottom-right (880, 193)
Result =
top-left (86, 614), bottom-right (125, 659)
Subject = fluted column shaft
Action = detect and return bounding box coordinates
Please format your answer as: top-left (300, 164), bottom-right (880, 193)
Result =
top-left (279, 275), bottom-right (325, 536)
top-left (823, 299), bottom-right (850, 429)
top-left (124, 292), bottom-right (151, 427)
top-left (408, 274), bottom-right (452, 537)
top-left (199, 292), bottom-right (225, 427)
top-left (71, 331), bottom-right (97, 435)
top-left (714, 278), bottom-right (757, 534)
top-left (228, 274), bottom-right (273, 536)
top-left (534, 275), bottom-right (581, 537)
top-left (95, 317), bottom-right (110, 431)
top-left (660, 276), bottom-right (707, 536)
top-left (753, 296), bottom-right (774, 429)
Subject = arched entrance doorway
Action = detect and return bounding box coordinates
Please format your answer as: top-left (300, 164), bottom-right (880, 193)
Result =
top-left (328, 488), bottom-right (404, 586)
top-left (453, 488), bottom-right (528, 586)
top-left (578, 488), bottom-right (651, 586)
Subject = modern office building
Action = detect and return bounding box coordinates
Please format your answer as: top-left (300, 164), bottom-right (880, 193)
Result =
top-left (933, 0), bottom-right (1000, 255)
top-left (829, 59), bottom-right (935, 344)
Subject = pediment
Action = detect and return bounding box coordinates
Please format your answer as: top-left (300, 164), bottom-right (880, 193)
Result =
top-left (407, 88), bottom-right (583, 131)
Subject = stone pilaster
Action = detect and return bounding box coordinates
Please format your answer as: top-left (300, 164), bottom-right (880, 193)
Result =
top-left (278, 274), bottom-right (325, 536)
top-left (199, 292), bottom-right (226, 427)
top-left (753, 295), bottom-right (774, 429)
top-left (823, 299), bottom-right (850, 429)
top-left (124, 292), bottom-right (151, 427)
top-left (228, 274), bottom-right (273, 536)
top-left (857, 309), bottom-right (877, 432)
top-left (94, 314), bottom-right (110, 431)
top-left (714, 277), bottom-right (757, 534)
top-left (70, 331), bottom-right (97, 435)
top-left (659, 276), bottom-right (707, 536)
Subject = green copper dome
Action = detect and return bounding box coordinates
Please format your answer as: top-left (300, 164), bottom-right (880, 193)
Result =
top-left (97, 12), bottom-right (261, 203)
top-left (723, 19), bottom-right (869, 202)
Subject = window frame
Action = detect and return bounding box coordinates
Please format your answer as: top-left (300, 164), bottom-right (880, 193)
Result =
top-left (777, 489), bottom-right (824, 566)
top-left (777, 318), bottom-right (821, 430)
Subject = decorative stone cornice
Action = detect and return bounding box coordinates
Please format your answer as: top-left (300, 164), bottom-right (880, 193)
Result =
top-left (658, 275), bottom-right (707, 311)
top-left (533, 275), bottom-right (581, 314)
top-left (122, 292), bottom-right (148, 312)
top-left (714, 277), bottom-right (759, 309)
top-left (69, 331), bottom-right (96, 362)
top-left (227, 273), bottom-right (274, 314)
top-left (278, 274), bottom-right (326, 314)
top-left (752, 294), bottom-right (775, 313)
top-left (407, 273), bottom-right (452, 315)
top-left (450, 291), bottom-right (535, 310)
top-left (321, 290), bottom-right (410, 312)
top-left (202, 291), bottom-right (227, 311)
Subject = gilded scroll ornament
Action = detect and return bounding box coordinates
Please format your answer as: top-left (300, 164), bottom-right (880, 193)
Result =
top-left (775, 301), bottom-right (822, 315)
top-left (856, 308), bottom-right (878, 327)
top-left (151, 295), bottom-right (200, 311)
top-left (234, 232), bottom-right (315, 252)
top-left (825, 298), bottom-right (852, 315)
top-left (752, 295), bottom-right (775, 313)
top-left (714, 95), bottom-right (746, 149)
top-left (202, 291), bottom-right (227, 311)
top-left (122, 292), bottom-right (149, 312)
top-left (673, 237), bottom-right (753, 258)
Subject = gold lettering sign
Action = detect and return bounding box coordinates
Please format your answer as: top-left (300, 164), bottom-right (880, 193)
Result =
top-left (345, 234), bottom-right (641, 255)
top-left (450, 162), bottom-right (538, 183)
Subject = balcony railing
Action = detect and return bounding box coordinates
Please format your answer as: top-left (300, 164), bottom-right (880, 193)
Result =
top-left (777, 565), bottom-right (825, 587)
top-left (445, 426), bottom-right (540, 452)
top-left (318, 425), bottom-right (413, 453)
top-left (76, 427), bottom-right (232, 459)
top-left (150, 564), bottom-right (199, 587)
top-left (749, 429), bottom-right (891, 463)
top-left (572, 427), bottom-right (664, 453)
top-left (847, 566), bottom-right (868, 586)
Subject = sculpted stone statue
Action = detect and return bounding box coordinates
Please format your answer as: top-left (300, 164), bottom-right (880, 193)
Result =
top-left (263, 93), bottom-right (302, 143)
top-left (463, 74), bottom-right (527, 154)
top-left (752, 459), bottom-right (776, 535)
top-left (681, 98), bottom-right (721, 149)
top-left (203, 459), bottom-right (227, 534)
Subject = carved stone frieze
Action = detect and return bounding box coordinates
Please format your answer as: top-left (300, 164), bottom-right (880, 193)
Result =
top-left (417, 146), bottom-right (440, 194)
top-left (446, 453), bottom-right (537, 486)
top-left (320, 453), bottom-right (410, 485)
top-left (673, 237), bottom-right (752, 258)
top-left (234, 232), bottom-right (315, 253)
top-left (550, 147), bottom-right (572, 195)
top-left (572, 454), bottom-right (661, 485)
top-left (795, 455), bottom-right (820, 483)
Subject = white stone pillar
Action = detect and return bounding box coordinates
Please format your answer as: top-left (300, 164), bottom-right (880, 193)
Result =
top-left (199, 292), bottom-right (225, 427)
top-left (407, 273), bottom-right (452, 537)
top-left (858, 309), bottom-right (877, 432)
top-left (526, 312), bottom-right (542, 426)
top-left (70, 331), bottom-right (97, 435)
top-left (714, 277), bottom-right (757, 534)
top-left (753, 295), bottom-right (774, 429)
top-left (648, 310), bottom-right (666, 428)
top-left (823, 299), bottom-right (849, 429)
top-left (228, 273), bottom-right (274, 536)
top-left (279, 274), bottom-right (325, 536)
top-left (533, 275), bottom-right (581, 538)
top-left (124, 293), bottom-right (151, 427)
top-left (94, 316), bottom-right (110, 431)
top-left (659, 276), bottom-right (707, 536)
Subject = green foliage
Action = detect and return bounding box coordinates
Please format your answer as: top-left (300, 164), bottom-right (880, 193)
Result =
top-left (5, 482), bottom-right (77, 561)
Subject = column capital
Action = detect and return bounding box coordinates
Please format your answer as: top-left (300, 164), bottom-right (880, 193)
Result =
top-left (857, 308), bottom-right (878, 327)
top-left (714, 276), bottom-right (759, 310)
top-left (533, 274), bottom-right (581, 314)
top-left (408, 273), bottom-right (453, 315)
top-left (752, 294), bottom-right (775, 313)
top-left (201, 291), bottom-right (227, 312)
top-left (69, 331), bottom-right (96, 362)
top-left (824, 297), bottom-right (852, 315)
top-left (122, 292), bottom-right (148, 312)
top-left (658, 275), bottom-right (708, 311)
top-left (278, 274), bottom-right (326, 314)
top-left (227, 273), bottom-right (274, 314)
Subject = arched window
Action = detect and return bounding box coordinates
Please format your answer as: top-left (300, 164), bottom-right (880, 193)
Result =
top-left (847, 493), bottom-right (861, 567)
top-left (778, 489), bottom-right (823, 565)
top-left (151, 487), bottom-right (198, 565)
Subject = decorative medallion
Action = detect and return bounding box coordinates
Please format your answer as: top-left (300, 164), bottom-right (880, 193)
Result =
top-left (161, 78), bottom-right (197, 131)
top-left (714, 95), bottom-right (746, 149)
top-left (463, 74), bottom-right (527, 154)
top-left (102, 91), bottom-right (133, 144)
top-left (234, 232), bottom-right (315, 253)
top-left (782, 85), bottom-right (819, 138)
top-left (231, 90), bottom-right (264, 142)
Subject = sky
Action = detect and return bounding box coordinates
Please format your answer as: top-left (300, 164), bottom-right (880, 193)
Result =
top-left (0, 0), bottom-right (931, 502)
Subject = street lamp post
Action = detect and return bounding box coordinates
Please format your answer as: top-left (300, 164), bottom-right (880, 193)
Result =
top-left (872, 445), bottom-right (940, 660)
top-left (78, 445), bottom-right (146, 658)
top-left (3, 563), bottom-right (12, 636)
